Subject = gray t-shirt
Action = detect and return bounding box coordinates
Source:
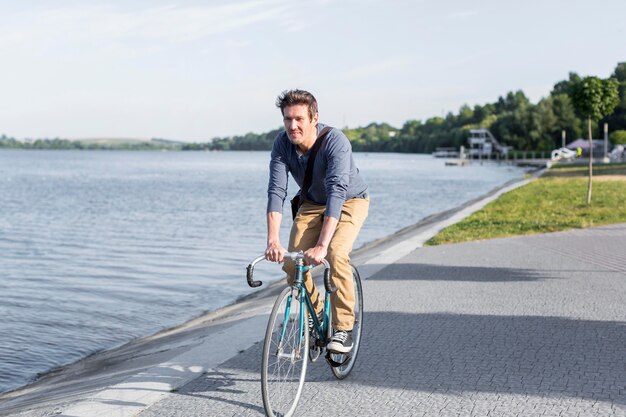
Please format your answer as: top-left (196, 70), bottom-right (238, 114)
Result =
top-left (267, 123), bottom-right (368, 219)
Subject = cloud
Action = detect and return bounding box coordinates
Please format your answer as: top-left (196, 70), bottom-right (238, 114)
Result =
top-left (0, 0), bottom-right (290, 51)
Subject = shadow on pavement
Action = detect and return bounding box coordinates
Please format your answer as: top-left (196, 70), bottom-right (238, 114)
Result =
top-left (367, 263), bottom-right (551, 282)
top-left (352, 311), bottom-right (626, 407)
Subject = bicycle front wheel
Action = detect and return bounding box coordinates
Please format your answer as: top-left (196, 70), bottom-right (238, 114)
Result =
top-left (261, 286), bottom-right (309, 417)
top-left (330, 265), bottom-right (363, 379)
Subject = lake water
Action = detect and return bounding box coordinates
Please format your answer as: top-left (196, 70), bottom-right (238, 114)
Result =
top-left (0, 150), bottom-right (527, 393)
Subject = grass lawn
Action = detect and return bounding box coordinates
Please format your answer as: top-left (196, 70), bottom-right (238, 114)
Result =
top-left (426, 162), bottom-right (626, 245)
top-left (544, 162), bottom-right (626, 177)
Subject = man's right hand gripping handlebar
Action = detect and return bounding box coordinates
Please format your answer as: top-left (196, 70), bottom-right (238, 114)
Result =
top-left (246, 250), bottom-right (335, 293)
top-left (265, 242), bottom-right (286, 263)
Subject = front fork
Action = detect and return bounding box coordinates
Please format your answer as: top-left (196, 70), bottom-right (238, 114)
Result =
top-left (277, 261), bottom-right (311, 360)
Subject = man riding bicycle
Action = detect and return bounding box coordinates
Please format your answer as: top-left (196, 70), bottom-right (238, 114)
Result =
top-left (264, 89), bottom-right (369, 354)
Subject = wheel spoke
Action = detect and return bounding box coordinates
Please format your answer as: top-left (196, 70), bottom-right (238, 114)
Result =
top-left (262, 287), bottom-right (308, 417)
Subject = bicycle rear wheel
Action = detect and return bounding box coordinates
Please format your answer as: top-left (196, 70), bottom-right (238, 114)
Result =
top-left (330, 265), bottom-right (363, 379)
top-left (261, 286), bottom-right (309, 417)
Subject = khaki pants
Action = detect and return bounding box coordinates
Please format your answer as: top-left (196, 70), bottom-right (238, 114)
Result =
top-left (282, 197), bottom-right (369, 331)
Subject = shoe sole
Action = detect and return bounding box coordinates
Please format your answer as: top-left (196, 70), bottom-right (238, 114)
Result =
top-left (327, 342), bottom-right (353, 354)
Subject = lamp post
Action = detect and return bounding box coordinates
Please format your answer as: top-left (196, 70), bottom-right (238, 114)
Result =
top-left (603, 123), bottom-right (609, 163)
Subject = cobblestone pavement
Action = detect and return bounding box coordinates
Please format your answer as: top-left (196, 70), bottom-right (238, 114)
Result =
top-left (138, 224), bottom-right (626, 417)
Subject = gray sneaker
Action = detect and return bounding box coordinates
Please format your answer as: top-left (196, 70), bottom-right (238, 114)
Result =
top-left (327, 330), bottom-right (353, 353)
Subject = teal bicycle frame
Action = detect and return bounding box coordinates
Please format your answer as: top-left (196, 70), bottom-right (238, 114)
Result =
top-left (248, 250), bottom-right (362, 416)
top-left (247, 252), bottom-right (335, 352)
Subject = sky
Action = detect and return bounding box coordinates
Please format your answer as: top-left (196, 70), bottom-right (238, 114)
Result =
top-left (1, 0), bottom-right (625, 142)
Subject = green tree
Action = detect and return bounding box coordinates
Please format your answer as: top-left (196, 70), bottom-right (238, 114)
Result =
top-left (552, 72), bottom-right (582, 97)
top-left (613, 62), bottom-right (626, 82)
top-left (490, 91), bottom-right (534, 150)
top-left (550, 93), bottom-right (582, 143)
top-left (602, 62), bottom-right (626, 134)
top-left (457, 104), bottom-right (474, 126)
top-left (472, 103), bottom-right (495, 126)
top-left (531, 97), bottom-right (559, 150)
top-left (571, 76), bottom-right (620, 204)
top-left (610, 130), bottom-right (626, 144)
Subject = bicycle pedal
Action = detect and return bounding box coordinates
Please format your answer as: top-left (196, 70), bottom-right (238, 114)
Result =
top-left (325, 351), bottom-right (351, 368)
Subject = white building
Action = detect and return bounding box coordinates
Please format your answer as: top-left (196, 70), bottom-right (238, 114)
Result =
top-left (468, 129), bottom-right (510, 158)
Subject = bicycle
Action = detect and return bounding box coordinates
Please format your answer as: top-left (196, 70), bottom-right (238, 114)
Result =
top-left (246, 251), bottom-right (364, 417)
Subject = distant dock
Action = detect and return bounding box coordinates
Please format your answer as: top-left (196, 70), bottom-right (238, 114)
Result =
top-left (433, 147), bottom-right (460, 158)
top-left (437, 148), bottom-right (551, 169)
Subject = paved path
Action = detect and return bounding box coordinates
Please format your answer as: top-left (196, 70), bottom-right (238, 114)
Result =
top-left (136, 224), bottom-right (626, 417)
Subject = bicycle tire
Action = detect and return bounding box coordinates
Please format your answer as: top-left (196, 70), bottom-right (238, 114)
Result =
top-left (330, 265), bottom-right (363, 379)
top-left (261, 286), bottom-right (309, 417)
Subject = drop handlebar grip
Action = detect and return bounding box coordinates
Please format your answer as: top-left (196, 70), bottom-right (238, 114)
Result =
top-left (323, 265), bottom-right (336, 293)
top-left (246, 255), bottom-right (265, 288)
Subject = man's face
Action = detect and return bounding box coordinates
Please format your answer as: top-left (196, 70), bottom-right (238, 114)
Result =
top-left (283, 104), bottom-right (318, 148)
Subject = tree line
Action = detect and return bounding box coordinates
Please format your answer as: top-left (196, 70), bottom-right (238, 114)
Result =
top-left (180, 129), bottom-right (283, 151)
top-left (2, 63), bottom-right (625, 152)
top-left (0, 136), bottom-right (179, 150)
top-left (344, 62), bottom-right (626, 153)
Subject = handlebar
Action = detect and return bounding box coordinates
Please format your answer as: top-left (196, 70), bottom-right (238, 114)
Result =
top-left (246, 252), bottom-right (335, 293)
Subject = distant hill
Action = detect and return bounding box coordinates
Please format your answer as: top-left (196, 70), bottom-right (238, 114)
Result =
top-left (75, 138), bottom-right (150, 145)
top-left (151, 138), bottom-right (187, 146)
top-left (76, 138), bottom-right (185, 147)
top-left (0, 135), bottom-right (187, 150)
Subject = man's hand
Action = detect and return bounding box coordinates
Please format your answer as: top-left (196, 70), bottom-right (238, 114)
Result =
top-left (302, 215), bottom-right (336, 266)
top-left (265, 242), bottom-right (286, 263)
top-left (304, 245), bottom-right (327, 266)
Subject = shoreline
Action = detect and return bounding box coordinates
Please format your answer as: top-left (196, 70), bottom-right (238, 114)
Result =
top-left (0, 170), bottom-right (541, 416)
